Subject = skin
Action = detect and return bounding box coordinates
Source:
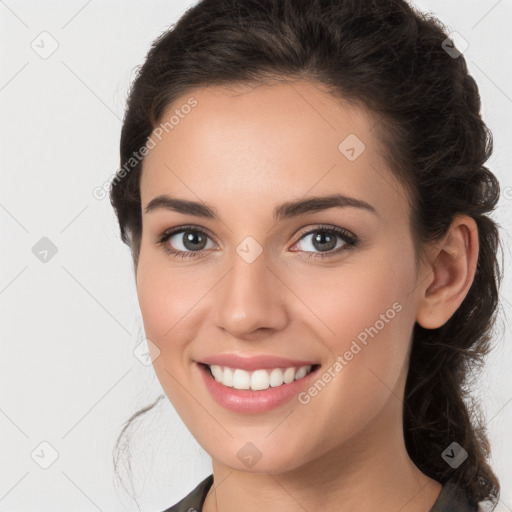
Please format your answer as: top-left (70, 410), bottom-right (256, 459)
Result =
top-left (135, 80), bottom-right (479, 512)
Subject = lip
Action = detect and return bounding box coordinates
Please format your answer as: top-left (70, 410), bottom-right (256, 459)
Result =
top-left (198, 353), bottom-right (318, 371)
top-left (197, 361), bottom-right (321, 414)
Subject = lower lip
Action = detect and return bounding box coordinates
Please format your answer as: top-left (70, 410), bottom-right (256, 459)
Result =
top-left (197, 363), bottom-right (320, 414)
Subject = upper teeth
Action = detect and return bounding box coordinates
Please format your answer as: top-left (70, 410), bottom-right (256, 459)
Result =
top-left (208, 365), bottom-right (313, 391)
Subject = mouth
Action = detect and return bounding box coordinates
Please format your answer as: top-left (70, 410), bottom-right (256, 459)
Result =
top-left (196, 359), bottom-right (322, 414)
top-left (202, 363), bottom-right (320, 391)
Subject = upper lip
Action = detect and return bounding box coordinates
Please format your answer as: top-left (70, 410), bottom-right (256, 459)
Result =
top-left (198, 354), bottom-right (319, 371)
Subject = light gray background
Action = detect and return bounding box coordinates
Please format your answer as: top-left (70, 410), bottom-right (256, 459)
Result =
top-left (1, 1), bottom-right (511, 511)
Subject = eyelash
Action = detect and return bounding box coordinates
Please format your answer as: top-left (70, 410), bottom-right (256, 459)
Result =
top-left (155, 224), bottom-right (359, 260)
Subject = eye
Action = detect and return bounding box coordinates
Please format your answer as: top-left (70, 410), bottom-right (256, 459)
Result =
top-left (156, 225), bottom-right (216, 259)
top-left (291, 225), bottom-right (358, 259)
top-left (155, 224), bottom-right (359, 260)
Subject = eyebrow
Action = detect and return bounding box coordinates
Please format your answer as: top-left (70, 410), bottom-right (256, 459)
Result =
top-left (144, 193), bottom-right (379, 221)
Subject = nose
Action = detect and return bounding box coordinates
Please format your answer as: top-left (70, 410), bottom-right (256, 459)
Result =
top-left (213, 251), bottom-right (289, 339)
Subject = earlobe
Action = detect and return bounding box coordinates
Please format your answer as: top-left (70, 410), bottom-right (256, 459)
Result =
top-left (416, 215), bottom-right (479, 330)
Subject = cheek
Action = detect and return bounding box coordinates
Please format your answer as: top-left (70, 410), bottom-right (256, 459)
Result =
top-left (135, 257), bottom-right (201, 409)
top-left (136, 253), bottom-right (201, 343)
top-left (299, 244), bottom-right (414, 342)
top-left (295, 243), bottom-right (416, 399)
top-left (135, 250), bottom-right (216, 389)
top-left (288, 252), bottom-right (416, 452)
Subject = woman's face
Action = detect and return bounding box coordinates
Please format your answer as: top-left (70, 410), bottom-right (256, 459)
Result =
top-left (136, 80), bottom-right (424, 473)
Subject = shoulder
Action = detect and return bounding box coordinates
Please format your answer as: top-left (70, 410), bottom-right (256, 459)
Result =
top-left (160, 475), bottom-right (214, 512)
top-left (161, 475), bottom-right (486, 512)
top-left (430, 480), bottom-right (482, 512)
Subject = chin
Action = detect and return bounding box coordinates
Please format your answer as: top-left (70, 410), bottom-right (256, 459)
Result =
top-left (206, 436), bottom-right (318, 475)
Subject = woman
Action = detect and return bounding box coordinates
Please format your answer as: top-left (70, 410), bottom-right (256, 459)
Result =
top-left (110, 0), bottom-right (503, 510)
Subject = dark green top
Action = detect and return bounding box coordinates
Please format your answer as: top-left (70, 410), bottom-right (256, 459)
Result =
top-left (161, 475), bottom-right (480, 512)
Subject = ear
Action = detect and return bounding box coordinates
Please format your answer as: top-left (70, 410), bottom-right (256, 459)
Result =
top-left (416, 214), bottom-right (479, 329)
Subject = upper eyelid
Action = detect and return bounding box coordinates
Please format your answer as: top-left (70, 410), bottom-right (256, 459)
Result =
top-left (160, 225), bottom-right (215, 243)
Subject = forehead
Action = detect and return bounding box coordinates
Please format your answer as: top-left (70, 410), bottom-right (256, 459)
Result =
top-left (140, 80), bottom-right (409, 225)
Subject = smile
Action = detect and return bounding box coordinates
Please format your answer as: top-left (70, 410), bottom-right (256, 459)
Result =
top-left (197, 356), bottom-right (321, 414)
top-left (207, 364), bottom-right (315, 391)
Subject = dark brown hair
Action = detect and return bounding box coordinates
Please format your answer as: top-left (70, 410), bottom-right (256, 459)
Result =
top-left (110, 0), bottom-right (504, 506)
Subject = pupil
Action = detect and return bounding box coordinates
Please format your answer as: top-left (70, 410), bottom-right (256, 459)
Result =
top-left (184, 231), bottom-right (205, 250)
top-left (314, 231), bottom-right (336, 251)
